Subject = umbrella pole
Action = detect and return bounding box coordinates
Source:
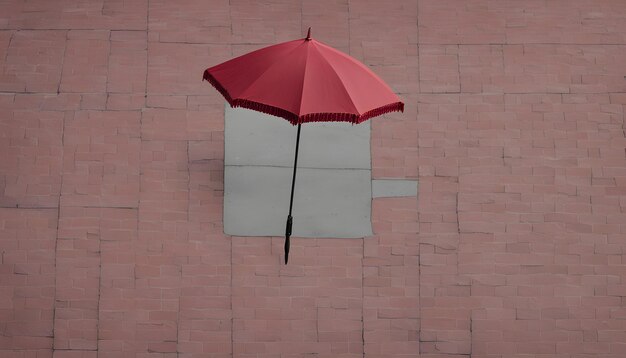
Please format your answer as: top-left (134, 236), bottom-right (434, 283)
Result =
top-left (285, 123), bottom-right (302, 264)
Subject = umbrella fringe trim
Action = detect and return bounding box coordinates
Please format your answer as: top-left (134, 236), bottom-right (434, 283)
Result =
top-left (295, 102), bottom-right (404, 125)
top-left (232, 99), bottom-right (301, 124)
top-left (203, 69), bottom-right (235, 104)
top-left (355, 102), bottom-right (404, 124)
top-left (203, 70), bottom-right (300, 123)
top-left (204, 69), bottom-right (404, 125)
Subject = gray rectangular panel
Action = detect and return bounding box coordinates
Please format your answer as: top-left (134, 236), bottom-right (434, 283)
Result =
top-left (224, 165), bottom-right (372, 238)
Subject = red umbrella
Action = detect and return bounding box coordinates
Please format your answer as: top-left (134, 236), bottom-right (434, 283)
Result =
top-left (203, 28), bottom-right (403, 264)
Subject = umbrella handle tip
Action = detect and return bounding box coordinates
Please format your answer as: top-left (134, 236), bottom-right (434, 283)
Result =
top-left (306, 27), bottom-right (311, 40)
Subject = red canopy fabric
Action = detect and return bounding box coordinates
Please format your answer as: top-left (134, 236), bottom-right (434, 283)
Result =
top-left (203, 32), bottom-right (403, 125)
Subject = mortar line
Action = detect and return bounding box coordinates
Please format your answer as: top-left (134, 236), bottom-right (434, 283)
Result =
top-left (51, 100), bottom-right (69, 355)
top-left (344, 0), bottom-right (366, 355)
top-left (51, 192), bottom-right (61, 354)
top-left (6, 28), bottom-right (145, 31)
top-left (105, 30), bottom-right (112, 109)
top-left (3, 31), bottom-right (14, 63)
top-left (416, 0), bottom-right (423, 353)
top-left (0, 205), bottom-right (59, 209)
top-left (96, 211), bottom-right (102, 358)
top-left (177, 139), bottom-right (191, 358)
top-left (57, 30), bottom-right (69, 94)
top-left (144, 0), bottom-right (150, 108)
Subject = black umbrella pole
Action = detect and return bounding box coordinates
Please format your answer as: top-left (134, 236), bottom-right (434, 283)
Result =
top-left (285, 123), bottom-right (302, 264)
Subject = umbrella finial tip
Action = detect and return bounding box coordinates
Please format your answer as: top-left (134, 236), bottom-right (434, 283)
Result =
top-left (306, 27), bottom-right (311, 40)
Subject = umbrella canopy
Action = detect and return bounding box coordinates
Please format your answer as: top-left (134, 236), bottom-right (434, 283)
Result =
top-left (203, 29), bottom-right (403, 264)
top-left (203, 29), bottom-right (403, 125)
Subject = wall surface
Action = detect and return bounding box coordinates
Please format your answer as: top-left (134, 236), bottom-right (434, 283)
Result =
top-left (0, 1), bottom-right (625, 358)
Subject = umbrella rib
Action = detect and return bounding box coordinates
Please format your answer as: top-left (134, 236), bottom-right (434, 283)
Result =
top-left (237, 41), bottom-right (307, 112)
top-left (296, 42), bottom-right (314, 119)
top-left (315, 41), bottom-right (393, 91)
top-left (312, 42), bottom-right (404, 123)
top-left (306, 42), bottom-right (360, 117)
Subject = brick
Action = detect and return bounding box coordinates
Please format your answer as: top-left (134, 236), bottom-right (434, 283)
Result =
top-left (106, 94), bottom-right (145, 110)
top-left (60, 33), bottom-right (110, 93)
top-left (301, 0), bottom-right (349, 52)
top-left (458, 44), bottom-right (626, 94)
top-left (419, 1), bottom-right (506, 44)
top-left (149, 0), bottom-right (231, 44)
top-left (0, 208), bottom-right (56, 352)
top-left (141, 108), bottom-right (222, 141)
top-left (0, 108), bottom-right (64, 208)
top-left (147, 42), bottom-right (230, 96)
top-left (107, 31), bottom-right (147, 94)
top-left (55, 208), bottom-right (137, 354)
top-left (53, 351), bottom-right (97, 358)
top-left (419, 45), bottom-right (460, 93)
top-left (230, 0), bottom-right (301, 44)
top-left (3, 0), bottom-right (147, 30)
top-left (146, 95), bottom-right (188, 109)
top-left (79, 94), bottom-right (107, 110)
top-left (61, 111), bottom-right (141, 207)
top-left (0, 30), bottom-right (66, 93)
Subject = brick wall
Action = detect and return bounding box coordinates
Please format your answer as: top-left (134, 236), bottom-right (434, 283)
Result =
top-left (0, 1), bottom-right (625, 357)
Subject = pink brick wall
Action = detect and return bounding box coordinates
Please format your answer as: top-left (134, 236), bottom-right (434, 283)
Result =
top-left (0, 1), bottom-right (625, 357)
